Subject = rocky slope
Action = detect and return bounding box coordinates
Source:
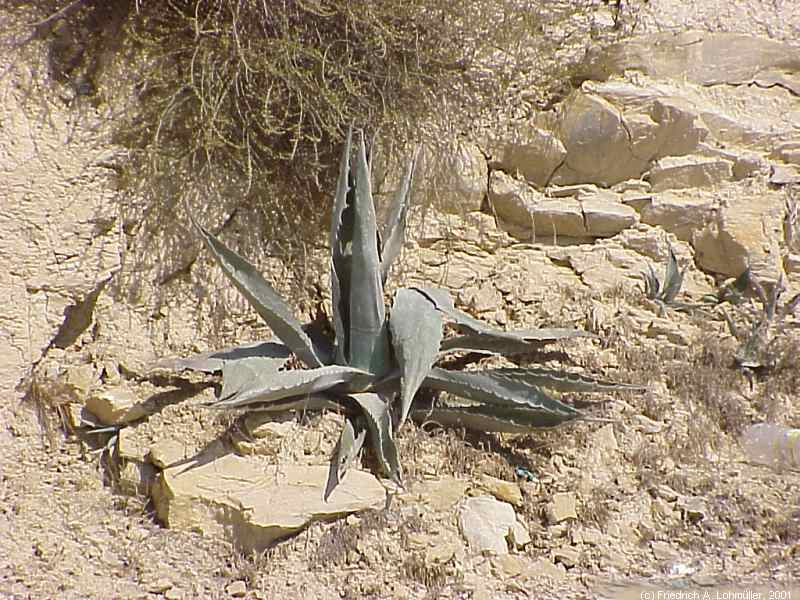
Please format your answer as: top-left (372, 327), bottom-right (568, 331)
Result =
top-left (2, 3), bottom-right (800, 599)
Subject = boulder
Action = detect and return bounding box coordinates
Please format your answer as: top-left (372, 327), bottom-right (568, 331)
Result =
top-left (553, 90), bottom-right (650, 186)
top-left (647, 156), bottom-right (733, 191)
top-left (581, 196), bottom-right (639, 237)
top-left (153, 454), bottom-right (386, 552)
top-left (489, 124), bottom-right (566, 187)
top-left (692, 187), bottom-right (784, 278)
top-left (638, 191), bottom-right (717, 241)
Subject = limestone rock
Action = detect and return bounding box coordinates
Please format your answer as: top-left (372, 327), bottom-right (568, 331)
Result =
top-left (693, 188), bottom-right (784, 278)
top-left (476, 474), bottom-right (523, 507)
top-left (490, 124), bottom-right (566, 187)
top-left (546, 492), bottom-right (578, 524)
top-left (648, 96), bottom-right (709, 159)
top-left (677, 496), bottom-right (708, 522)
top-left (553, 90), bottom-right (650, 186)
top-left (405, 477), bottom-right (469, 512)
top-left (528, 200), bottom-right (586, 240)
top-left (0, 67), bottom-right (123, 397)
top-left (85, 384), bottom-right (149, 426)
top-left (233, 414), bottom-right (298, 456)
top-left (584, 31), bottom-right (800, 89)
top-left (432, 142), bottom-right (488, 214)
top-left (148, 439), bottom-right (188, 469)
top-left (153, 455), bottom-right (385, 551)
top-left (770, 165), bottom-right (800, 186)
top-left (488, 172), bottom-right (636, 239)
top-left (638, 191), bottom-right (717, 241)
top-left (459, 495), bottom-right (525, 555)
top-left (508, 519), bottom-right (531, 549)
top-left (226, 581), bottom-right (247, 598)
top-left (487, 170), bottom-right (544, 235)
top-left (552, 546), bottom-right (581, 568)
top-left (581, 196), bottom-right (639, 237)
top-left (771, 142), bottom-right (800, 167)
top-left (528, 557), bottom-right (567, 580)
top-left (651, 541), bottom-right (681, 562)
top-left (647, 156), bottom-right (733, 191)
top-left (585, 82), bottom-right (709, 162)
top-left (410, 206), bottom-right (512, 252)
top-left (118, 459), bottom-right (157, 497)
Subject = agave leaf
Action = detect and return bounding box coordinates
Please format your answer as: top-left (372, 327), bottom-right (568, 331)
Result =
top-left (423, 367), bottom-right (579, 422)
top-left (413, 403), bottom-right (578, 432)
top-left (661, 244), bottom-right (684, 303)
top-left (349, 392), bottom-right (402, 485)
top-left (440, 328), bottom-right (591, 355)
top-left (220, 355), bottom-right (289, 401)
top-left (379, 149), bottom-right (418, 284)
top-left (389, 287), bottom-right (443, 427)
top-left (476, 367), bottom-right (644, 393)
top-left (410, 286), bottom-right (505, 333)
top-left (241, 394), bottom-right (345, 413)
top-left (643, 263), bottom-right (661, 300)
top-left (348, 131), bottom-right (392, 375)
top-left (211, 364), bottom-right (374, 409)
top-left (166, 340), bottom-right (291, 373)
top-left (324, 415), bottom-right (367, 501)
top-left (330, 126), bottom-right (355, 365)
top-left (191, 219), bottom-right (325, 369)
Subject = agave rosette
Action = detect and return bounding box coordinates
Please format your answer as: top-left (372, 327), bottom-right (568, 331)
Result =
top-left (178, 127), bottom-right (641, 499)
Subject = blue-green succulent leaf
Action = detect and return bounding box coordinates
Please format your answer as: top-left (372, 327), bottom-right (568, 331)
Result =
top-left (324, 415), bottom-right (368, 501)
top-left (379, 150), bottom-right (418, 284)
top-left (348, 131), bottom-right (391, 375)
top-left (439, 328), bottom-right (592, 355)
top-left (330, 125), bottom-right (355, 365)
top-left (389, 287), bottom-right (443, 427)
top-left (423, 367), bottom-right (579, 422)
top-left (166, 340), bottom-right (290, 373)
top-left (220, 355), bottom-right (289, 402)
top-left (661, 243), bottom-right (684, 303)
top-left (349, 392), bottom-right (401, 485)
top-left (412, 403), bottom-right (576, 432)
top-left (643, 263), bottom-right (661, 300)
top-left (474, 367), bottom-right (644, 393)
top-left (210, 364), bottom-right (374, 409)
top-left (191, 219), bottom-right (325, 368)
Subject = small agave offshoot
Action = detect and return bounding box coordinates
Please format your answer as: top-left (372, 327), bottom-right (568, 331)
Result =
top-left (174, 127), bottom-right (641, 499)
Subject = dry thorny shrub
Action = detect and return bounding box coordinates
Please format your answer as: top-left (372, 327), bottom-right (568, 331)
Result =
top-left (6, 0), bottom-right (647, 315)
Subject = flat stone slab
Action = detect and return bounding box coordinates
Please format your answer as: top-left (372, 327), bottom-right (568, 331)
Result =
top-left (153, 454), bottom-right (386, 552)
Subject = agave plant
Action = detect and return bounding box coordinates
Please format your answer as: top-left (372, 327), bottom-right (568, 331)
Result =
top-left (642, 242), bottom-right (685, 309)
top-left (175, 127), bottom-right (640, 499)
top-left (722, 273), bottom-right (800, 373)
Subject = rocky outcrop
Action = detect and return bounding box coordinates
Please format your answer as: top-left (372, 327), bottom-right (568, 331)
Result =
top-left (487, 172), bottom-right (638, 240)
top-left (583, 31), bottom-right (800, 92)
